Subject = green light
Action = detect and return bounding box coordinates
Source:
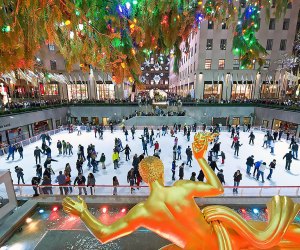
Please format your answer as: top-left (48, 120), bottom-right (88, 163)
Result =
top-left (133, 0), bottom-right (138, 4)
top-left (75, 10), bottom-right (80, 16)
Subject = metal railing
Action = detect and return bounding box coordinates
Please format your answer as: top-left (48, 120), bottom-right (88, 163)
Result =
top-left (0, 127), bottom-right (65, 156)
top-left (13, 184), bottom-right (300, 198)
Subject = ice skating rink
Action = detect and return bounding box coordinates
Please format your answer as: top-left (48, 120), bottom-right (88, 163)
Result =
top-left (0, 128), bottom-right (299, 193)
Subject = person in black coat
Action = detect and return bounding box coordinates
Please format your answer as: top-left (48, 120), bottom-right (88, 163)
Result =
top-left (197, 170), bottom-right (204, 182)
top-left (283, 151), bottom-right (293, 170)
top-left (248, 132), bottom-right (255, 145)
top-left (217, 170), bottom-right (225, 185)
top-left (210, 160), bottom-right (220, 172)
top-left (122, 145), bottom-right (131, 161)
top-left (36, 164), bottom-right (43, 178)
top-left (31, 176), bottom-right (40, 196)
top-left (246, 155), bottom-right (254, 175)
top-left (179, 163), bottom-right (184, 180)
top-left (34, 146), bottom-right (42, 164)
top-left (234, 141), bottom-right (242, 156)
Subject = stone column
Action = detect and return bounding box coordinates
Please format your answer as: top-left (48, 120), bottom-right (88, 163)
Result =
top-left (253, 72), bottom-right (261, 99)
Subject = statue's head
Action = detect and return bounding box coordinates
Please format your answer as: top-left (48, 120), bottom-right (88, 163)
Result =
top-left (139, 156), bottom-right (164, 185)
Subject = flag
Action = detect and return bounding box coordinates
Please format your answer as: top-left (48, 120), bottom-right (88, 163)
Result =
top-left (251, 74), bottom-right (254, 84)
top-left (217, 73), bottom-right (220, 84)
top-left (78, 74), bottom-right (83, 83)
top-left (241, 74), bottom-right (245, 84)
top-left (221, 74), bottom-right (225, 84)
top-left (231, 74), bottom-right (234, 85)
top-left (212, 73), bottom-right (214, 86)
top-left (245, 74), bottom-right (248, 84)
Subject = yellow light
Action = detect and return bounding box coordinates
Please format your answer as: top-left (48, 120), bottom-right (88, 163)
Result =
top-left (121, 62), bottom-right (126, 68)
top-left (26, 218), bottom-right (32, 224)
top-left (65, 20), bottom-right (71, 26)
top-left (129, 77), bottom-right (133, 82)
top-left (130, 24), bottom-right (135, 29)
top-left (134, 18), bottom-right (137, 23)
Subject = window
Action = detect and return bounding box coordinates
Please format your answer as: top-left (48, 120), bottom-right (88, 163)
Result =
top-left (208, 21), bottom-right (214, 29)
top-left (44, 82), bottom-right (59, 95)
top-left (191, 49), bottom-right (193, 57)
top-left (263, 59), bottom-right (271, 69)
top-left (231, 82), bottom-right (253, 100)
top-left (269, 18), bottom-right (275, 30)
top-left (48, 44), bottom-right (55, 51)
top-left (204, 81), bottom-right (223, 99)
top-left (195, 44), bottom-right (197, 54)
top-left (220, 39), bottom-right (227, 50)
top-left (233, 59), bottom-right (240, 70)
top-left (221, 22), bottom-right (227, 29)
top-left (205, 59), bottom-right (212, 70)
top-left (240, 0), bottom-right (246, 8)
top-left (266, 39), bottom-right (273, 51)
top-left (280, 39), bottom-right (287, 51)
top-left (206, 39), bottom-right (213, 50)
top-left (68, 81), bottom-right (89, 100)
top-left (283, 19), bottom-right (290, 30)
top-left (96, 81), bottom-right (115, 100)
top-left (287, 2), bottom-right (292, 9)
top-left (218, 59), bottom-right (225, 69)
top-left (50, 60), bottom-right (57, 70)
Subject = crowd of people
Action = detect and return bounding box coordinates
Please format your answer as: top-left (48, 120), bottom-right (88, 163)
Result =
top-left (1, 95), bottom-right (299, 113)
top-left (4, 121), bottom-right (298, 197)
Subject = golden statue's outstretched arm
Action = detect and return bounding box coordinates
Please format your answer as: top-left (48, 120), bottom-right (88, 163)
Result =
top-left (175, 132), bottom-right (224, 197)
top-left (63, 197), bottom-right (147, 243)
top-left (203, 195), bottom-right (300, 249)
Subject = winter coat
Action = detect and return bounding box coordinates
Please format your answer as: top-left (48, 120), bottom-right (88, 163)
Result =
top-left (100, 155), bottom-right (106, 163)
top-left (74, 176), bottom-right (86, 185)
top-left (246, 157), bottom-right (254, 166)
top-left (179, 166), bottom-right (184, 178)
top-left (283, 152), bottom-right (293, 162)
top-left (217, 172), bottom-right (225, 184)
top-left (112, 152), bottom-right (119, 162)
top-left (233, 172), bottom-right (242, 182)
top-left (87, 176), bottom-right (96, 186)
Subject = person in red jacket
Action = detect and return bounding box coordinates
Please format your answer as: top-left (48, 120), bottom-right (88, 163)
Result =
top-left (231, 135), bottom-right (239, 148)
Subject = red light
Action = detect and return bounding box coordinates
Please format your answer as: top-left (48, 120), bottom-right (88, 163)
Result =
top-left (121, 208), bottom-right (126, 213)
top-left (241, 208), bottom-right (246, 213)
top-left (102, 207), bottom-right (107, 213)
top-left (52, 206), bottom-right (58, 212)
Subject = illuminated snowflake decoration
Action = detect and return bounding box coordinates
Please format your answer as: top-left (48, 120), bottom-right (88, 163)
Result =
top-left (141, 76), bottom-right (146, 83)
top-left (144, 59), bottom-right (151, 67)
top-left (153, 75), bottom-right (161, 83)
top-left (154, 63), bottom-right (162, 71)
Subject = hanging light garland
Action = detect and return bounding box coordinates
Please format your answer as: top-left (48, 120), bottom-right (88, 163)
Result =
top-left (0, 0), bottom-right (291, 84)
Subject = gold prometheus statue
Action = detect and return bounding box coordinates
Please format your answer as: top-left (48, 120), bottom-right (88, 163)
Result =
top-left (63, 132), bottom-right (300, 249)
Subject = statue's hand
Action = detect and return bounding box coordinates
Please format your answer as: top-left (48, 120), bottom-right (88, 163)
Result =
top-left (192, 132), bottom-right (219, 159)
top-left (63, 196), bottom-right (87, 217)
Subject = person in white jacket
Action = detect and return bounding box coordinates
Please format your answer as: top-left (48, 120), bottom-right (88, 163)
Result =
top-left (256, 162), bottom-right (266, 183)
top-left (269, 140), bottom-right (275, 154)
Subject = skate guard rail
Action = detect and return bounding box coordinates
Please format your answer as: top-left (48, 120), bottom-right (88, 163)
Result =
top-left (0, 127), bottom-right (65, 156)
top-left (13, 184), bottom-right (300, 198)
top-left (1, 124), bottom-right (296, 156)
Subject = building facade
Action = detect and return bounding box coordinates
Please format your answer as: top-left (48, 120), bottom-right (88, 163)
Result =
top-left (169, 0), bottom-right (300, 100)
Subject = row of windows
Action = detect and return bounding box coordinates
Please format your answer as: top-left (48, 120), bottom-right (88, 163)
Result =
top-left (269, 18), bottom-right (290, 30)
top-left (205, 38), bottom-right (287, 52)
top-left (207, 18), bottom-right (290, 31)
top-left (180, 58), bottom-right (270, 77)
top-left (266, 39), bottom-right (287, 51)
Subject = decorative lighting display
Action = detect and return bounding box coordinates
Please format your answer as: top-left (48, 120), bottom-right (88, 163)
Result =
top-left (0, 0), bottom-right (291, 83)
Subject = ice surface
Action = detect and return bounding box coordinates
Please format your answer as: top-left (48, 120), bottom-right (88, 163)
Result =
top-left (0, 128), bottom-right (299, 192)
